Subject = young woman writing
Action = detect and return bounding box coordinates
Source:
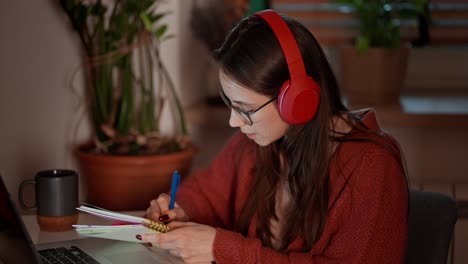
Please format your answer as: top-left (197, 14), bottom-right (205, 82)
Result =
top-left (139, 10), bottom-right (408, 264)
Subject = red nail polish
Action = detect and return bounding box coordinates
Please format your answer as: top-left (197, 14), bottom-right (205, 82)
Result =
top-left (159, 214), bottom-right (169, 222)
top-left (147, 243), bottom-right (153, 247)
top-left (136, 235), bottom-right (142, 240)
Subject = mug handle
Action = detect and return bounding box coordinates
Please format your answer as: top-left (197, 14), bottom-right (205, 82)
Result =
top-left (18, 179), bottom-right (36, 210)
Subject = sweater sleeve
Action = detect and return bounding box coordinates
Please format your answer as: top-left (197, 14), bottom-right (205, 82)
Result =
top-left (212, 146), bottom-right (408, 264)
top-left (176, 132), bottom-right (252, 228)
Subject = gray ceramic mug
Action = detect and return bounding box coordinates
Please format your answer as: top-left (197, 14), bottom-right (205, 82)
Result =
top-left (18, 169), bottom-right (79, 231)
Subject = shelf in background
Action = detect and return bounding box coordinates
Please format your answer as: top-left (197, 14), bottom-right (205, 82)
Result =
top-left (401, 94), bottom-right (468, 114)
top-left (354, 94), bottom-right (468, 128)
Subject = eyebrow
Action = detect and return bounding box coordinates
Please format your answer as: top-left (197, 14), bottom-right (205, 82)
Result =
top-left (221, 89), bottom-right (255, 106)
top-left (231, 99), bottom-right (254, 107)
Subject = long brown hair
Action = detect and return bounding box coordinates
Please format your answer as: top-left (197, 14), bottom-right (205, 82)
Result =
top-left (215, 14), bottom-right (405, 252)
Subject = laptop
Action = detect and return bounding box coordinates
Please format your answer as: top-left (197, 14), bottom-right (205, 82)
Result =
top-left (0, 175), bottom-right (183, 264)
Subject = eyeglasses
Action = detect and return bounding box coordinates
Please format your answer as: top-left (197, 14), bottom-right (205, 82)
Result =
top-left (219, 89), bottom-right (276, 126)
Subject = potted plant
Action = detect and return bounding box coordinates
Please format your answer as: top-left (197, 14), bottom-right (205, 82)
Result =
top-left (336, 0), bottom-right (429, 108)
top-left (59, 0), bottom-right (197, 210)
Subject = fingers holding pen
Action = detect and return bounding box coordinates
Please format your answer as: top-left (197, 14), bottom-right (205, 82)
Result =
top-left (147, 193), bottom-right (188, 223)
top-left (146, 199), bottom-right (161, 221)
top-left (159, 203), bottom-right (189, 223)
top-left (146, 193), bottom-right (170, 221)
top-left (157, 193), bottom-right (171, 211)
top-left (155, 193), bottom-right (178, 222)
top-left (147, 171), bottom-right (186, 223)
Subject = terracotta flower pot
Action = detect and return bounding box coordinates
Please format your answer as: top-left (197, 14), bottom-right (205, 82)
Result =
top-left (340, 46), bottom-right (409, 109)
top-left (75, 143), bottom-right (197, 211)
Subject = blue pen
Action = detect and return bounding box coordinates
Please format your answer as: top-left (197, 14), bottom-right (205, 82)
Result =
top-left (169, 171), bottom-right (180, 210)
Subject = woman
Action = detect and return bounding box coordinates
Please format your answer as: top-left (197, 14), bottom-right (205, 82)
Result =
top-left (140, 10), bottom-right (408, 264)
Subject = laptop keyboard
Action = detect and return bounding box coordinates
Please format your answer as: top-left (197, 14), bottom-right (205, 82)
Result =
top-left (39, 246), bottom-right (100, 264)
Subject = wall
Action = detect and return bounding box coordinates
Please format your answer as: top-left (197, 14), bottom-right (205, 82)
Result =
top-left (0, 1), bottom-right (84, 203)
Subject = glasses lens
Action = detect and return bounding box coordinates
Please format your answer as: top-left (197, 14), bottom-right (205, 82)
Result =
top-left (219, 90), bottom-right (253, 125)
top-left (235, 111), bottom-right (252, 125)
top-left (219, 91), bottom-right (231, 107)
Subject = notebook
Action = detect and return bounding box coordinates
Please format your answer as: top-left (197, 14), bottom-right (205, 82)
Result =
top-left (0, 175), bottom-right (183, 264)
top-left (72, 204), bottom-right (170, 243)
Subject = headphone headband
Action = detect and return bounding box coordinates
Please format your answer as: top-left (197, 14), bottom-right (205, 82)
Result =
top-left (254, 10), bottom-right (307, 82)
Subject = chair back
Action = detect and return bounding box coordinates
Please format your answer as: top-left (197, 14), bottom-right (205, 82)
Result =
top-left (405, 189), bottom-right (458, 264)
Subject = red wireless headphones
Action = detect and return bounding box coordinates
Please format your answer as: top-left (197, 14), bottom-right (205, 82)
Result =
top-left (254, 10), bottom-right (320, 125)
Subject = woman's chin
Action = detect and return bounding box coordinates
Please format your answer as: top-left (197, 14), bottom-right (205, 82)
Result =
top-left (253, 138), bottom-right (272, 147)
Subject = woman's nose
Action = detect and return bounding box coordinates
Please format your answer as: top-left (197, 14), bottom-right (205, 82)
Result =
top-left (228, 109), bottom-right (244, 128)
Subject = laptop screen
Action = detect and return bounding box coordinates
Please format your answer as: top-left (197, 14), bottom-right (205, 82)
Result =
top-left (0, 175), bottom-right (41, 263)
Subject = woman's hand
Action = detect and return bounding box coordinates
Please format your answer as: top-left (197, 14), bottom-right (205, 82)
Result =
top-left (146, 193), bottom-right (189, 223)
top-left (140, 222), bottom-right (216, 263)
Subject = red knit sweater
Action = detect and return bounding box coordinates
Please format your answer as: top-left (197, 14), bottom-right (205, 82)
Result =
top-left (177, 110), bottom-right (408, 263)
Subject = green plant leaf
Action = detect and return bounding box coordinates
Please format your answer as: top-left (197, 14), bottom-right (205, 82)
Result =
top-left (140, 12), bottom-right (152, 31)
top-left (154, 24), bottom-right (168, 39)
top-left (334, 0), bottom-right (429, 49)
top-left (58, 0), bottom-right (189, 154)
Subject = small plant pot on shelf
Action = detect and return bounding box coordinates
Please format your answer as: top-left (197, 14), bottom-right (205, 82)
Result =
top-left (75, 143), bottom-right (197, 211)
top-left (339, 46), bottom-right (409, 109)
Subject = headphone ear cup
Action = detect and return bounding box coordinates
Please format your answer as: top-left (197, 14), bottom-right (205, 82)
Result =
top-left (278, 78), bottom-right (320, 125)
